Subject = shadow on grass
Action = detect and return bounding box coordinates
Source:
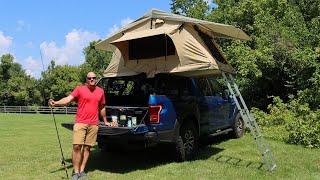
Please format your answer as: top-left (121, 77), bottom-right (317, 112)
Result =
top-left (49, 164), bottom-right (73, 179)
top-left (52, 134), bottom-right (266, 175)
top-left (201, 134), bottom-right (268, 171)
top-left (52, 145), bottom-right (224, 175)
top-left (215, 155), bottom-right (266, 171)
top-left (84, 143), bottom-right (224, 174)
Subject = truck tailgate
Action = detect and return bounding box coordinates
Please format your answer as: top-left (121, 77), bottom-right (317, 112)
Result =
top-left (61, 122), bottom-right (149, 135)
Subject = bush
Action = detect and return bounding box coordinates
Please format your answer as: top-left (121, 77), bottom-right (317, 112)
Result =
top-left (252, 96), bottom-right (320, 148)
top-left (286, 104), bottom-right (320, 148)
top-left (252, 97), bottom-right (295, 127)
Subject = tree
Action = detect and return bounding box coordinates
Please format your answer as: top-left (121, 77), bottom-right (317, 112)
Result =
top-left (40, 62), bottom-right (82, 104)
top-left (0, 54), bottom-right (25, 81)
top-left (171, 0), bottom-right (209, 20)
top-left (82, 41), bottom-right (112, 79)
top-left (171, 0), bottom-right (320, 110)
top-left (0, 54), bottom-right (41, 105)
top-left (7, 76), bottom-right (41, 105)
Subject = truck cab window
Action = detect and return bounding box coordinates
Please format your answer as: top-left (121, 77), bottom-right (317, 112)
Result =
top-left (208, 77), bottom-right (229, 99)
top-left (107, 79), bottom-right (135, 96)
top-left (197, 78), bottom-right (212, 96)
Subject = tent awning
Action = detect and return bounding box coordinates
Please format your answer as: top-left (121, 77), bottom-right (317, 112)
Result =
top-left (111, 24), bottom-right (181, 44)
top-left (145, 9), bottom-right (251, 41)
top-left (95, 9), bottom-right (251, 51)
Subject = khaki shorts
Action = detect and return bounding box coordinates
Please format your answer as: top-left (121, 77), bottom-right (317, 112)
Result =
top-left (73, 123), bottom-right (99, 146)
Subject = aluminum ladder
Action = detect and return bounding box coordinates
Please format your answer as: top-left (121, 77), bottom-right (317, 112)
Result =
top-left (222, 72), bottom-right (277, 171)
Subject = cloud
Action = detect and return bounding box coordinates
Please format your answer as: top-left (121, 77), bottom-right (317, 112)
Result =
top-left (108, 17), bottom-right (133, 35)
top-left (24, 56), bottom-right (41, 77)
top-left (16, 20), bottom-right (31, 32)
top-left (40, 29), bottom-right (100, 65)
top-left (121, 17), bottom-right (134, 27)
top-left (108, 24), bottom-right (120, 36)
top-left (0, 31), bottom-right (13, 56)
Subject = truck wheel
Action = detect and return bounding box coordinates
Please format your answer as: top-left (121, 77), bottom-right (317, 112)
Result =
top-left (231, 113), bottom-right (244, 138)
top-left (176, 122), bottom-right (198, 161)
top-left (175, 136), bottom-right (185, 161)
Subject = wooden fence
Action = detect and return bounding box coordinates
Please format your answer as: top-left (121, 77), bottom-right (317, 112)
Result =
top-left (0, 106), bottom-right (77, 114)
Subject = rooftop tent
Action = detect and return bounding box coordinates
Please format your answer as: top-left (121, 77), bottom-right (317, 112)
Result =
top-left (95, 9), bottom-right (250, 78)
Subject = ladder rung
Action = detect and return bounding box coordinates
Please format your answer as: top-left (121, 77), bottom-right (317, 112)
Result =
top-left (222, 72), bottom-right (276, 171)
top-left (262, 149), bottom-right (270, 155)
top-left (249, 120), bottom-right (255, 124)
top-left (246, 120), bottom-right (255, 126)
top-left (269, 164), bottom-right (277, 171)
top-left (254, 135), bottom-right (262, 140)
top-left (231, 91), bottom-right (239, 95)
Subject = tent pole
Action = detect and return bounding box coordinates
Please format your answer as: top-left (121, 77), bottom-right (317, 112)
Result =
top-left (164, 34), bottom-right (168, 71)
top-left (165, 34), bottom-right (167, 61)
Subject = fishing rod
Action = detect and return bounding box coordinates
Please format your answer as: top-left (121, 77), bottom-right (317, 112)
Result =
top-left (40, 50), bottom-right (69, 179)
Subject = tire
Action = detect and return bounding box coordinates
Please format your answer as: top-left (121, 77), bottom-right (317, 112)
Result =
top-left (231, 113), bottom-right (244, 138)
top-left (175, 121), bottom-right (198, 161)
top-left (175, 136), bottom-right (185, 161)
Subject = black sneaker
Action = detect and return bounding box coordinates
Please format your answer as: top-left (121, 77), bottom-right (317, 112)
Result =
top-left (71, 172), bottom-right (80, 180)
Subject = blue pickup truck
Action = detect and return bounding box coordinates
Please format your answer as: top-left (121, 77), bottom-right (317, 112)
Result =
top-left (92, 72), bottom-right (243, 160)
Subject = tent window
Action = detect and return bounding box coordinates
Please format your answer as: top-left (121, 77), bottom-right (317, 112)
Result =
top-left (128, 34), bottom-right (175, 60)
top-left (195, 26), bottom-right (228, 64)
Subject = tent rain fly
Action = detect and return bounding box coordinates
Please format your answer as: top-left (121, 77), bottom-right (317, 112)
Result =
top-left (95, 9), bottom-right (250, 78)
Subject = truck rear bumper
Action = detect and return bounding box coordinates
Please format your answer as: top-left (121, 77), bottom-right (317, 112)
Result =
top-left (97, 124), bottom-right (176, 148)
top-left (61, 122), bottom-right (176, 148)
top-left (97, 131), bottom-right (160, 148)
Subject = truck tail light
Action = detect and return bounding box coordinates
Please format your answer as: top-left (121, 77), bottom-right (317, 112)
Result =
top-left (149, 105), bottom-right (162, 124)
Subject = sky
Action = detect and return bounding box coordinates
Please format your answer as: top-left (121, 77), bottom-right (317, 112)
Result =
top-left (0, 0), bottom-right (173, 78)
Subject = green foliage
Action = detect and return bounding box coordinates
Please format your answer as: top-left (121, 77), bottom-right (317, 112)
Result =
top-left (252, 97), bottom-right (295, 127)
top-left (252, 96), bottom-right (320, 148)
top-left (0, 54), bottom-right (25, 80)
top-left (212, 0), bottom-right (320, 109)
top-left (171, 0), bottom-right (209, 19)
top-left (7, 76), bottom-right (42, 106)
top-left (171, 0), bottom-right (320, 109)
top-left (296, 66), bottom-right (320, 109)
top-left (286, 102), bottom-right (320, 148)
top-left (40, 61), bottom-right (82, 103)
top-left (0, 54), bottom-right (41, 105)
top-left (78, 40), bottom-right (112, 83)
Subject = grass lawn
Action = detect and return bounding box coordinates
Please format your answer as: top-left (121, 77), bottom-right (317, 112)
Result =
top-left (0, 113), bottom-right (319, 180)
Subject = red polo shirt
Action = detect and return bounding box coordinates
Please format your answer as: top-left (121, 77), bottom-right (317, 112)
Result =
top-left (71, 85), bottom-right (105, 125)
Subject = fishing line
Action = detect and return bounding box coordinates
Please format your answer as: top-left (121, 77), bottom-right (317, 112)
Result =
top-left (40, 50), bottom-right (69, 179)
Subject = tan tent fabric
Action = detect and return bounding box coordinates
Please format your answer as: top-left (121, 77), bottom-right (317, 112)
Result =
top-left (95, 9), bottom-right (250, 51)
top-left (103, 48), bottom-right (138, 77)
top-left (144, 9), bottom-right (250, 40)
top-left (97, 9), bottom-right (249, 78)
top-left (94, 17), bottom-right (150, 52)
top-left (111, 24), bottom-right (181, 43)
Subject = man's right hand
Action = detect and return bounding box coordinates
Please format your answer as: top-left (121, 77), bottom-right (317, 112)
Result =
top-left (48, 99), bottom-right (55, 107)
top-left (104, 121), bottom-right (111, 126)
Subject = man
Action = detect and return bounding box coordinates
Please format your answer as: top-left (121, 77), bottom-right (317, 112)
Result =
top-left (49, 72), bottom-right (110, 180)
